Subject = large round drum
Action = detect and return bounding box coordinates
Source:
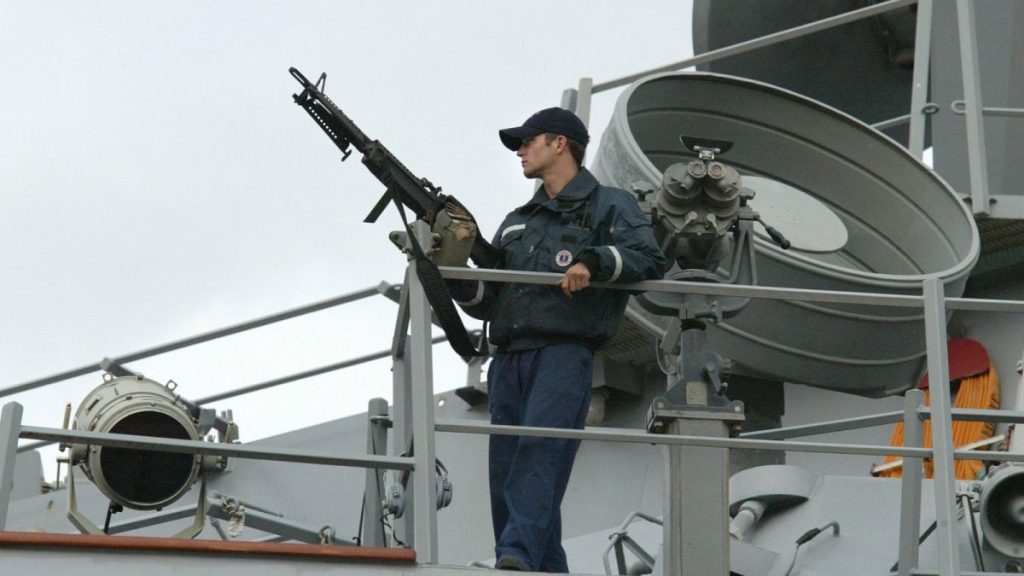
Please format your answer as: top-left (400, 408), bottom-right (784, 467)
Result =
top-left (72, 376), bottom-right (201, 509)
top-left (592, 72), bottom-right (979, 396)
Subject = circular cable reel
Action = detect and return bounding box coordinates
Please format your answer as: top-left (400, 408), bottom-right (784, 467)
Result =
top-left (71, 375), bottom-right (202, 511)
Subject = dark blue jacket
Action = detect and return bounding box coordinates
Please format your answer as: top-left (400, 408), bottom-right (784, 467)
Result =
top-left (454, 168), bottom-right (665, 351)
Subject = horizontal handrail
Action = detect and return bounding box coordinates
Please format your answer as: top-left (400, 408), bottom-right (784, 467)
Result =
top-left (872, 114), bottom-right (911, 131)
top-left (16, 335), bottom-right (450, 453)
top-left (591, 0), bottom-right (917, 92)
top-left (920, 407), bottom-right (1024, 424)
top-left (17, 425), bottom-right (415, 471)
top-left (11, 409), bottom-right (1024, 490)
top-left (0, 284), bottom-right (397, 400)
top-left (14, 440), bottom-right (48, 454)
top-left (433, 419), bottom-right (1024, 464)
top-left (741, 411), bottom-right (904, 440)
top-left (14, 406), bottom-right (1024, 475)
top-left (442, 267), bottom-right (923, 307)
top-left (951, 101), bottom-right (1024, 118)
top-left (744, 407), bottom-right (1024, 440)
top-left (193, 335), bottom-right (449, 405)
top-left (440, 267), bottom-right (1024, 313)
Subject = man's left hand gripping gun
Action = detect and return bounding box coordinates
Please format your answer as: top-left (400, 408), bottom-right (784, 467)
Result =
top-left (289, 67), bottom-right (498, 269)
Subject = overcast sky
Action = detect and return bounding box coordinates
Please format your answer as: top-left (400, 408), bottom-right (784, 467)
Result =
top-left (1, 1), bottom-right (694, 477)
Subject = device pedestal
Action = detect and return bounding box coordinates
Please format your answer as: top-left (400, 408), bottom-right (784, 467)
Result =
top-left (649, 325), bottom-right (743, 576)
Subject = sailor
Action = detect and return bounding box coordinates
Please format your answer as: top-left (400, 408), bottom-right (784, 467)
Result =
top-left (450, 107), bottom-right (665, 572)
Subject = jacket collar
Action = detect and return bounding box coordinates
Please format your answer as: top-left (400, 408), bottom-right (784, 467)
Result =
top-left (517, 168), bottom-right (599, 213)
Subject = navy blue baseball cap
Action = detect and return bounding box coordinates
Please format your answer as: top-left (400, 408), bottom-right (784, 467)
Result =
top-left (499, 107), bottom-right (590, 151)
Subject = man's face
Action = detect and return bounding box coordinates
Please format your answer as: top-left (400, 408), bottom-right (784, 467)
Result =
top-left (517, 133), bottom-right (559, 179)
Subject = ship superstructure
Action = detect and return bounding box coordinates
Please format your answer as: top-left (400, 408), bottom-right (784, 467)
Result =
top-left (2, 2), bottom-right (1023, 575)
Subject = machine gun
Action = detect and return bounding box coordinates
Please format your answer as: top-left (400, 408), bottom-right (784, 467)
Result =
top-left (289, 67), bottom-right (498, 269)
top-left (290, 67), bottom-right (491, 357)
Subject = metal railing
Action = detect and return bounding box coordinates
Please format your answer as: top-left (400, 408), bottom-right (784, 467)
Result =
top-left (549, 4), bottom-right (1024, 568)
top-left (567, 0), bottom-right (1023, 221)
top-left (436, 267), bottom-right (1024, 576)
top-left (0, 283), bottom-right (398, 401)
top-left (1, 257), bottom-right (1023, 575)
top-left (3, 2), bottom-right (1024, 574)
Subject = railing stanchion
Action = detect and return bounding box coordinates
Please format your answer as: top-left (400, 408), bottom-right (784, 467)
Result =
top-left (408, 221), bottom-right (439, 563)
top-left (922, 277), bottom-right (960, 576)
top-left (908, 0), bottom-right (934, 160)
top-left (0, 402), bottom-right (24, 530)
top-left (390, 268), bottom-right (416, 548)
top-left (897, 388), bottom-right (925, 576)
top-left (362, 398), bottom-right (390, 547)
top-left (956, 0), bottom-right (991, 216)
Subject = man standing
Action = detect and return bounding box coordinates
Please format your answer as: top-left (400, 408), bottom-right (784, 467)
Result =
top-left (451, 108), bottom-right (665, 572)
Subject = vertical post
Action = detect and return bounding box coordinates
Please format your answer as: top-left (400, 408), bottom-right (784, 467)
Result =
top-left (559, 88), bottom-right (577, 115)
top-left (362, 398), bottom-right (389, 547)
top-left (1011, 350), bottom-right (1024, 454)
top-left (575, 77), bottom-right (594, 128)
top-left (908, 0), bottom-right (934, 160)
top-left (663, 429), bottom-right (685, 576)
top-left (897, 388), bottom-right (925, 576)
top-left (955, 0), bottom-right (990, 216)
top-left (391, 270), bottom-right (415, 545)
top-left (391, 268), bottom-right (412, 359)
top-left (655, 322), bottom-right (738, 576)
top-left (0, 402), bottom-right (24, 530)
top-left (662, 418), bottom-right (731, 576)
top-left (922, 277), bottom-right (960, 575)
top-left (408, 220), bottom-right (439, 564)
top-left (392, 301), bottom-right (416, 547)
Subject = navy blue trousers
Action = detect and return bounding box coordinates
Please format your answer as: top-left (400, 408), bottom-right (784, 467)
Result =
top-left (488, 343), bottom-right (593, 573)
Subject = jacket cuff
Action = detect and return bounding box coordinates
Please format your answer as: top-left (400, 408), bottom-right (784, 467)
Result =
top-left (574, 251), bottom-right (601, 277)
top-left (447, 279), bottom-right (483, 305)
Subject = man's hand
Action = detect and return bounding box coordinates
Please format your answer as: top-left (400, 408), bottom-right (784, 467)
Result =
top-left (558, 262), bottom-right (591, 297)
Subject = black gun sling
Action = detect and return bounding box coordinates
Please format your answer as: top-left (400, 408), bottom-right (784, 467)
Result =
top-left (392, 197), bottom-right (487, 358)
